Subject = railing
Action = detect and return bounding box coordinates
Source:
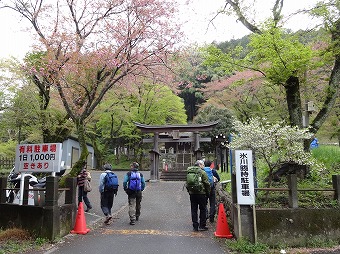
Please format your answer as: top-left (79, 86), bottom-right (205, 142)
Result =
top-left (219, 174), bottom-right (340, 208)
top-left (255, 174), bottom-right (340, 208)
top-left (0, 176), bottom-right (77, 206)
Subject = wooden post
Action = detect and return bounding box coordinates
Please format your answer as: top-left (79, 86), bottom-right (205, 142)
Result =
top-left (332, 175), bottom-right (340, 203)
top-left (65, 177), bottom-right (77, 205)
top-left (288, 174), bottom-right (298, 208)
top-left (0, 177), bottom-right (7, 203)
top-left (23, 177), bottom-right (29, 205)
top-left (45, 176), bottom-right (58, 207)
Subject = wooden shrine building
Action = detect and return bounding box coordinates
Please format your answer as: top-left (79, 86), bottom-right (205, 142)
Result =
top-left (134, 121), bottom-right (219, 181)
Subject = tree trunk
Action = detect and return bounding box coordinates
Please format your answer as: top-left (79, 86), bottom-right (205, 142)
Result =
top-left (60, 118), bottom-right (89, 186)
top-left (309, 59), bottom-right (340, 134)
top-left (284, 75), bottom-right (303, 128)
top-left (74, 118), bottom-right (89, 167)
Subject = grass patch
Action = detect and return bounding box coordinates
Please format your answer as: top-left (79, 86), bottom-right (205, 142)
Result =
top-left (0, 228), bottom-right (49, 254)
top-left (312, 145), bottom-right (340, 170)
top-left (227, 238), bottom-right (270, 254)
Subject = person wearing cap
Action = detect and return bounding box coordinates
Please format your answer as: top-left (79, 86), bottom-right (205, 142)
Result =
top-left (99, 163), bottom-right (117, 225)
top-left (123, 162), bottom-right (146, 225)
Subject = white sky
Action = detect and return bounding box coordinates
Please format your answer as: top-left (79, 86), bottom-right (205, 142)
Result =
top-left (0, 0), bottom-right (319, 60)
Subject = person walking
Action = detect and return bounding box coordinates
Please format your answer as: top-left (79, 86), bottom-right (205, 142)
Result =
top-left (99, 163), bottom-right (119, 225)
top-left (123, 162), bottom-right (146, 225)
top-left (77, 161), bottom-right (92, 212)
top-left (203, 160), bottom-right (220, 223)
top-left (186, 160), bottom-right (211, 231)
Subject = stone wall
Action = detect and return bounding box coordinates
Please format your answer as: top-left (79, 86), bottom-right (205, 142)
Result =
top-left (215, 182), bottom-right (340, 247)
top-left (0, 203), bottom-right (76, 240)
top-left (0, 177), bottom-right (77, 240)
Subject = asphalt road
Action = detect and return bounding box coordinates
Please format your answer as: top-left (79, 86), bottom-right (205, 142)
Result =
top-left (31, 170), bottom-right (229, 254)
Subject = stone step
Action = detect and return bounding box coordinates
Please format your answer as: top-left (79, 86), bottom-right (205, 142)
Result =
top-left (160, 170), bottom-right (187, 181)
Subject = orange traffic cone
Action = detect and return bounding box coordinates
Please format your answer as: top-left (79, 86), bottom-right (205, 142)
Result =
top-left (214, 203), bottom-right (233, 238)
top-left (71, 202), bottom-right (90, 234)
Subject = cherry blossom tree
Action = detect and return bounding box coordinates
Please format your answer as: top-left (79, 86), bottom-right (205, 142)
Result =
top-left (0, 0), bottom-right (182, 175)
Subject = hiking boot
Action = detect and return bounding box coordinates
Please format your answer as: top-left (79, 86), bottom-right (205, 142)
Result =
top-left (130, 220), bottom-right (136, 225)
top-left (136, 216), bottom-right (139, 221)
top-left (193, 227), bottom-right (199, 232)
top-left (199, 226), bottom-right (208, 231)
top-left (209, 218), bottom-right (214, 223)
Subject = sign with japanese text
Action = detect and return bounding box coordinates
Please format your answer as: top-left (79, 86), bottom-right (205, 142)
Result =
top-left (15, 143), bottom-right (63, 173)
top-left (235, 150), bottom-right (255, 205)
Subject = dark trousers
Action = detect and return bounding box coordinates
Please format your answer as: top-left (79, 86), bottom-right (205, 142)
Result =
top-left (207, 187), bottom-right (217, 220)
top-left (78, 186), bottom-right (92, 209)
top-left (101, 191), bottom-right (115, 216)
top-left (190, 194), bottom-right (207, 229)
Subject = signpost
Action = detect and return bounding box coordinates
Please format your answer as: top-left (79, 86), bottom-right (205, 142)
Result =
top-left (14, 143), bottom-right (63, 205)
top-left (235, 150), bottom-right (255, 205)
top-left (234, 150), bottom-right (257, 243)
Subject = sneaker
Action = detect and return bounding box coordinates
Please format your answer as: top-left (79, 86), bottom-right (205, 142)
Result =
top-left (130, 221), bottom-right (135, 225)
top-left (136, 216), bottom-right (139, 221)
top-left (85, 205), bottom-right (92, 212)
top-left (199, 226), bottom-right (208, 231)
top-left (106, 217), bottom-right (113, 225)
top-left (104, 216), bottom-right (112, 224)
top-left (193, 227), bottom-right (199, 232)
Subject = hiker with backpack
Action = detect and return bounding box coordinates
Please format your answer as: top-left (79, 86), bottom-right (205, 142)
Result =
top-left (123, 162), bottom-right (146, 225)
top-left (203, 160), bottom-right (220, 223)
top-left (99, 163), bottom-right (119, 225)
top-left (186, 160), bottom-right (211, 231)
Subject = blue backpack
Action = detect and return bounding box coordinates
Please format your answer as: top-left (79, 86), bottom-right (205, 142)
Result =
top-left (104, 172), bottom-right (119, 192)
top-left (204, 167), bottom-right (214, 187)
top-left (129, 171), bottom-right (142, 191)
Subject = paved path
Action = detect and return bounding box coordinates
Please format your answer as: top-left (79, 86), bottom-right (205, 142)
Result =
top-left (32, 171), bottom-right (228, 254)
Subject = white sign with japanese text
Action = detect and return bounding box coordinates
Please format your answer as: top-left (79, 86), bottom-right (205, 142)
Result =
top-left (15, 143), bottom-right (63, 173)
top-left (235, 150), bottom-right (255, 205)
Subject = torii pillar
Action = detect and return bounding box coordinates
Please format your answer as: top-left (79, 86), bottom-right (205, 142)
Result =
top-left (193, 131), bottom-right (203, 160)
top-left (149, 132), bottom-right (160, 181)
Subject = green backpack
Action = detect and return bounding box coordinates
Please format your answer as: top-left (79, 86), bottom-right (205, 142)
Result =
top-left (186, 166), bottom-right (203, 192)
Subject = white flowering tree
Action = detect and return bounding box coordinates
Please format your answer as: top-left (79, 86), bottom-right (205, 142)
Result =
top-left (228, 118), bottom-right (324, 188)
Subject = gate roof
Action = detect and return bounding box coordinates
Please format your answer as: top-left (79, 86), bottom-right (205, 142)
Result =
top-left (134, 121), bottom-right (219, 133)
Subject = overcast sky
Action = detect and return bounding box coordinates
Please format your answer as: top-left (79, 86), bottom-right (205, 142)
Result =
top-left (0, 0), bottom-right (318, 60)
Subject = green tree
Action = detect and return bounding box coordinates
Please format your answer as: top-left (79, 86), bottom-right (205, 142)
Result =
top-left (207, 0), bottom-right (339, 137)
top-left (89, 82), bottom-right (187, 165)
top-left (0, 83), bottom-right (73, 145)
top-left (0, 86), bottom-right (41, 144)
top-left (173, 48), bottom-right (231, 122)
top-left (193, 104), bottom-right (235, 154)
